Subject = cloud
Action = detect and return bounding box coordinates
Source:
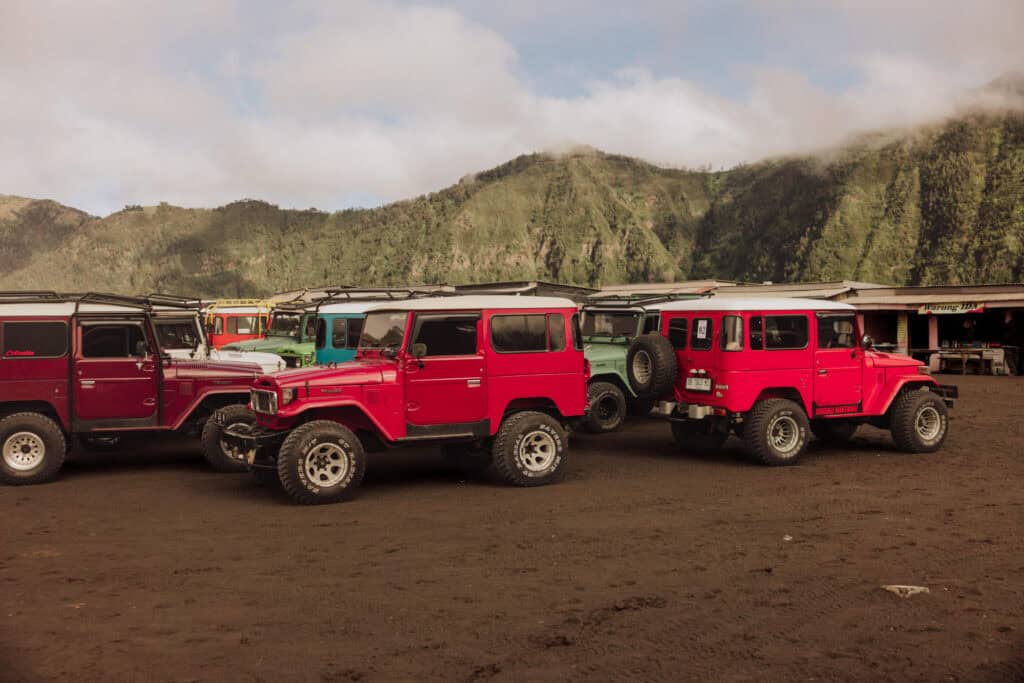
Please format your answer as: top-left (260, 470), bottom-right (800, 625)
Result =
top-left (0, 0), bottom-right (1020, 215)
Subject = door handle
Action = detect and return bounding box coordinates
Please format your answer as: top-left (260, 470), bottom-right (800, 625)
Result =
top-left (817, 369), bottom-right (827, 375)
top-left (467, 379), bottom-right (481, 388)
top-left (80, 380), bottom-right (96, 387)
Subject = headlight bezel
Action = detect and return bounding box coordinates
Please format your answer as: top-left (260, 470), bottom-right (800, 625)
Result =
top-left (281, 387), bottom-right (297, 404)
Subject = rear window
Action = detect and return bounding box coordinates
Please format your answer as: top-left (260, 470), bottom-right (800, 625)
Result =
top-left (667, 318), bottom-right (687, 349)
top-left (721, 316), bottom-right (743, 351)
top-left (227, 315), bottom-right (256, 335)
top-left (2, 321), bottom-right (68, 358)
top-left (490, 314), bottom-right (568, 353)
top-left (690, 318), bottom-right (713, 351)
top-left (764, 315), bottom-right (809, 350)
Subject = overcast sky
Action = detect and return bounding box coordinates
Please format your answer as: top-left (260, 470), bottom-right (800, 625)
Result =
top-left (1, 0), bottom-right (1021, 216)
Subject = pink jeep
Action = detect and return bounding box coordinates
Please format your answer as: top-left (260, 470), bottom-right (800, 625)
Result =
top-left (214, 296), bottom-right (589, 504)
top-left (625, 298), bottom-right (958, 465)
top-left (0, 292), bottom-right (263, 485)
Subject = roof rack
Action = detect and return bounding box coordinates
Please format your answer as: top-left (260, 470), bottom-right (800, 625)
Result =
top-left (310, 286), bottom-right (454, 313)
top-left (582, 292), bottom-right (704, 309)
top-left (0, 291), bottom-right (64, 303)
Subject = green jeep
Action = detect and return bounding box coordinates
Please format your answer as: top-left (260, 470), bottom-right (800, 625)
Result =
top-left (220, 303), bottom-right (317, 368)
top-left (580, 296), bottom-right (697, 433)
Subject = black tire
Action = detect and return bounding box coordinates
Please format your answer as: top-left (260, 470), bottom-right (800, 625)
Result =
top-left (440, 442), bottom-right (493, 477)
top-left (671, 420), bottom-right (728, 454)
top-left (889, 389), bottom-right (949, 453)
top-left (0, 413), bottom-right (67, 485)
top-left (200, 404), bottom-right (254, 473)
top-left (811, 420), bottom-right (859, 445)
top-left (743, 399), bottom-right (810, 466)
top-left (492, 411), bottom-right (567, 487)
top-left (77, 435), bottom-right (122, 452)
top-left (628, 397), bottom-right (655, 417)
top-left (581, 381), bottom-right (627, 433)
top-left (249, 467), bottom-right (280, 487)
top-left (626, 333), bottom-right (678, 399)
top-left (277, 421), bottom-right (367, 505)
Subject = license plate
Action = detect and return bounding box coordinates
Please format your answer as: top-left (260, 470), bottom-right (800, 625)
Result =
top-left (685, 376), bottom-right (713, 392)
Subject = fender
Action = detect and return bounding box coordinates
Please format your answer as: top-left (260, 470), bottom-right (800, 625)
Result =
top-left (744, 386), bottom-right (812, 415)
top-left (171, 387), bottom-right (251, 431)
top-left (269, 397), bottom-right (401, 442)
top-left (873, 377), bottom-right (939, 415)
top-left (0, 399), bottom-right (69, 432)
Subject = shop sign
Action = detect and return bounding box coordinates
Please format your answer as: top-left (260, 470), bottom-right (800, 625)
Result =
top-left (917, 302), bottom-right (985, 315)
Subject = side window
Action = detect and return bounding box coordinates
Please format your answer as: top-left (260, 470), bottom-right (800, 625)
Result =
top-left (491, 314), bottom-right (548, 353)
top-left (570, 313), bottom-right (583, 351)
top-left (331, 318), bottom-right (348, 349)
top-left (549, 314), bottom-right (566, 352)
top-left (642, 314), bottom-right (660, 334)
top-left (750, 316), bottom-right (764, 350)
top-left (213, 316), bottom-right (224, 335)
top-left (410, 314), bottom-right (479, 356)
top-left (690, 317), bottom-right (713, 351)
top-left (2, 321), bottom-right (68, 358)
top-left (227, 317), bottom-right (238, 335)
top-left (81, 324), bottom-right (145, 358)
top-left (764, 315), bottom-right (809, 350)
top-left (315, 318), bottom-right (327, 349)
top-left (347, 318), bottom-right (364, 349)
top-left (817, 314), bottom-right (856, 349)
top-left (667, 318), bottom-right (688, 349)
top-left (721, 315), bottom-right (744, 351)
top-left (235, 316), bottom-right (255, 335)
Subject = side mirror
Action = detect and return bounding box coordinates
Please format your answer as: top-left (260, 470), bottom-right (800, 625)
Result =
top-left (411, 343), bottom-right (427, 359)
top-left (861, 334), bottom-right (874, 350)
top-left (134, 340), bottom-right (151, 357)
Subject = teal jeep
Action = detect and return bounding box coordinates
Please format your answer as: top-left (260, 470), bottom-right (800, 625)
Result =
top-left (580, 296), bottom-right (697, 433)
top-left (221, 303), bottom-right (317, 368)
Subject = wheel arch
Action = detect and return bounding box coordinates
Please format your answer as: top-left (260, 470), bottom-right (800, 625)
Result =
top-left (0, 401), bottom-right (67, 432)
top-left (749, 387), bottom-right (810, 415)
top-left (880, 379), bottom-right (938, 416)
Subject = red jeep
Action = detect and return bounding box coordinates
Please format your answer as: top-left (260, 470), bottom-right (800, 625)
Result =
top-left (214, 296), bottom-right (588, 504)
top-left (625, 298), bottom-right (958, 465)
top-left (0, 292), bottom-right (264, 485)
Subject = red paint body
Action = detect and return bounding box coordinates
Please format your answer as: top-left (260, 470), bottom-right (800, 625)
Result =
top-left (659, 308), bottom-right (939, 419)
top-left (206, 312), bottom-right (269, 349)
top-left (250, 306), bottom-right (588, 441)
top-left (0, 311), bottom-right (259, 434)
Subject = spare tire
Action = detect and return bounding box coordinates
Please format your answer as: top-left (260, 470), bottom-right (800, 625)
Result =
top-left (626, 333), bottom-right (678, 399)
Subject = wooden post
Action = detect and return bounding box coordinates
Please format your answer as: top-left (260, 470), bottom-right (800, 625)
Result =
top-left (928, 315), bottom-right (939, 349)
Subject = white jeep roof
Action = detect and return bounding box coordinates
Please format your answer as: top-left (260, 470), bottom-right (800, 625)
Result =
top-left (317, 301), bottom-right (388, 314)
top-left (0, 302), bottom-right (147, 316)
top-left (364, 295), bottom-right (577, 312)
top-left (658, 297), bottom-right (856, 312)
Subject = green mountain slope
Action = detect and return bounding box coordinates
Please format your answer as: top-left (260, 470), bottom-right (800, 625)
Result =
top-left (1, 111), bottom-right (1022, 296)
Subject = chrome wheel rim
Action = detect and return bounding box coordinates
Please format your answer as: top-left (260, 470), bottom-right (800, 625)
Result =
top-left (632, 351), bottom-right (652, 386)
top-left (768, 415), bottom-right (800, 456)
top-left (915, 406), bottom-right (942, 441)
top-left (303, 442), bottom-right (350, 487)
top-left (3, 432), bottom-right (45, 471)
top-left (517, 430), bottom-right (557, 473)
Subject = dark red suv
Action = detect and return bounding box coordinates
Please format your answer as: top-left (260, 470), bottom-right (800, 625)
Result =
top-left (0, 292), bottom-right (262, 485)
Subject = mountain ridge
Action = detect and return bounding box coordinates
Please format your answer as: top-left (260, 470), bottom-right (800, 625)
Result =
top-left (1, 109), bottom-right (1022, 296)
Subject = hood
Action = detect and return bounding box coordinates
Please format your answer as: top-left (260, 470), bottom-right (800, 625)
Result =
top-left (222, 336), bottom-right (311, 355)
top-left (257, 358), bottom-right (392, 390)
top-left (209, 349), bottom-right (285, 374)
top-left (168, 358), bottom-right (262, 379)
top-left (866, 350), bottom-right (925, 369)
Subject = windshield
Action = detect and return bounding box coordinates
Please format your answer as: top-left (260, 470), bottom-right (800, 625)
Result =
top-left (358, 312), bottom-right (408, 350)
top-left (268, 312), bottom-right (302, 338)
top-left (582, 311), bottom-right (640, 338)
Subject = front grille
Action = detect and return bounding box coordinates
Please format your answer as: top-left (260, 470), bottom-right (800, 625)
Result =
top-left (283, 355), bottom-right (301, 368)
top-left (251, 389), bottom-right (277, 415)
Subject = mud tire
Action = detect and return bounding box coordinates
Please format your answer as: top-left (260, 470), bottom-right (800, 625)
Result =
top-left (626, 333), bottom-right (678, 399)
top-left (743, 399), bottom-right (810, 466)
top-left (890, 389), bottom-right (949, 453)
top-left (581, 381), bottom-right (628, 433)
top-left (200, 404), bottom-right (254, 473)
top-left (277, 421), bottom-right (366, 505)
top-left (0, 412), bottom-right (67, 485)
top-left (492, 411), bottom-right (567, 487)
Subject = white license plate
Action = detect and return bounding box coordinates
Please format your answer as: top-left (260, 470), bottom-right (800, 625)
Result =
top-left (685, 376), bottom-right (713, 392)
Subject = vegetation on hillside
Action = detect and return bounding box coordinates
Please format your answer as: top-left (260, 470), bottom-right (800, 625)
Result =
top-left (1, 110), bottom-right (1022, 296)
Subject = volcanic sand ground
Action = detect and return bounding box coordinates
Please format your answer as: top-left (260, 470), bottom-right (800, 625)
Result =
top-left (2, 375), bottom-right (1022, 682)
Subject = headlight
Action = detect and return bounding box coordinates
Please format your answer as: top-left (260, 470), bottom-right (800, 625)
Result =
top-left (917, 365), bottom-right (931, 375)
top-left (281, 387), bottom-right (296, 404)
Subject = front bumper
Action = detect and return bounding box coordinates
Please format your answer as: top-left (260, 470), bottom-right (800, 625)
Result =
top-left (932, 384), bottom-right (958, 407)
top-left (221, 423), bottom-right (288, 469)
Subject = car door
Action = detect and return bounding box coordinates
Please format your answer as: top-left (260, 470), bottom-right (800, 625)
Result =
top-left (73, 320), bottom-right (159, 425)
top-left (404, 313), bottom-right (486, 429)
top-left (813, 312), bottom-right (863, 415)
